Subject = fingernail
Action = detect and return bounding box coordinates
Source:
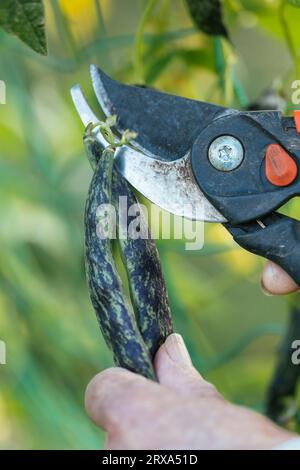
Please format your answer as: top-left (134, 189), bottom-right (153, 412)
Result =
top-left (261, 262), bottom-right (276, 296)
top-left (164, 334), bottom-right (192, 365)
top-left (260, 278), bottom-right (273, 296)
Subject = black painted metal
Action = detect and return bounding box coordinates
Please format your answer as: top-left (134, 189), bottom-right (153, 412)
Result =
top-left (191, 112), bottom-right (300, 224)
top-left (92, 68), bottom-right (225, 161)
top-left (227, 213), bottom-right (300, 286)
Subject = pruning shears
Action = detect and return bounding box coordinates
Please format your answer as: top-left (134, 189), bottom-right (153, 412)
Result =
top-left (71, 66), bottom-right (300, 286)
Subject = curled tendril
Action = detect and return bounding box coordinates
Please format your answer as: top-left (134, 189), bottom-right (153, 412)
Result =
top-left (84, 115), bottom-right (137, 149)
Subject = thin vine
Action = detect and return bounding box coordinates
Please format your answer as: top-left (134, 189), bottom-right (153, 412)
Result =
top-left (135, 0), bottom-right (160, 83)
top-left (279, 0), bottom-right (300, 78)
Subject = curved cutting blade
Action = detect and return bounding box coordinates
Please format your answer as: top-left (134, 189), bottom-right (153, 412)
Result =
top-left (71, 84), bottom-right (109, 148)
top-left (70, 84), bottom-right (226, 222)
top-left (114, 148), bottom-right (226, 222)
top-left (90, 65), bottom-right (226, 162)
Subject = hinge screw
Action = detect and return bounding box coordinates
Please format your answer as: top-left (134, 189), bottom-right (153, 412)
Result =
top-left (208, 135), bottom-right (244, 171)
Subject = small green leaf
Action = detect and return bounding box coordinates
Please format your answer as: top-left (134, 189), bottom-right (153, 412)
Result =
top-left (288, 0), bottom-right (300, 7)
top-left (0, 0), bottom-right (47, 55)
top-left (185, 0), bottom-right (228, 38)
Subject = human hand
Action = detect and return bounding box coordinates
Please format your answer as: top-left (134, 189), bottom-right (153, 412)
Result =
top-left (85, 333), bottom-right (295, 450)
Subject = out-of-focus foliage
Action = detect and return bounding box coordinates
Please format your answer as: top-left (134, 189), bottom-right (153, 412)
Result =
top-left (288, 0), bottom-right (300, 8)
top-left (0, 0), bottom-right (299, 449)
top-left (0, 0), bottom-right (47, 55)
top-left (185, 0), bottom-right (228, 37)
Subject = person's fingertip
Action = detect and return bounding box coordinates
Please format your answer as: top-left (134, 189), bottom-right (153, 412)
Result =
top-left (85, 369), bottom-right (112, 420)
top-left (85, 372), bottom-right (103, 424)
top-left (164, 333), bottom-right (192, 366)
top-left (261, 261), bottom-right (299, 295)
top-left (155, 334), bottom-right (218, 398)
top-left (85, 368), bottom-right (133, 427)
top-left (155, 334), bottom-right (197, 384)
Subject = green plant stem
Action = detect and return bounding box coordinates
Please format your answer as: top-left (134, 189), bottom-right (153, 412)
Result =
top-left (51, 0), bottom-right (78, 59)
top-left (94, 0), bottom-right (106, 33)
top-left (232, 70), bottom-right (249, 109)
top-left (94, 0), bottom-right (112, 69)
top-left (213, 37), bottom-right (226, 93)
top-left (279, 0), bottom-right (300, 78)
top-left (135, 0), bottom-right (159, 83)
top-left (213, 37), bottom-right (249, 109)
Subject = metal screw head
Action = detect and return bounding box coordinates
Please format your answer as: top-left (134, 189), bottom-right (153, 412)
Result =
top-left (208, 135), bottom-right (244, 171)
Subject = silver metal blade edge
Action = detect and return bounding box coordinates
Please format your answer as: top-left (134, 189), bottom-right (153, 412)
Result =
top-left (70, 84), bottom-right (226, 222)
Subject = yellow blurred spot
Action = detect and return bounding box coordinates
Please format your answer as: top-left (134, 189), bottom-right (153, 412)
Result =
top-left (207, 224), bottom-right (232, 244)
top-left (221, 248), bottom-right (258, 275)
top-left (58, 0), bottom-right (112, 42)
top-left (60, 0), bottom-right (92, 16)
top-left (206, 224), bottom-right (258, 275)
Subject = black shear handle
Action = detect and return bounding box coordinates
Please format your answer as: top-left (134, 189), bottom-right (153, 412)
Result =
top-left (226, 213), bottom-right (300, 287)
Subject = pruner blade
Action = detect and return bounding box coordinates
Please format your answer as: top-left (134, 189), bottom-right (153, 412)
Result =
top-left (70, 79), bottom-right (226, 223)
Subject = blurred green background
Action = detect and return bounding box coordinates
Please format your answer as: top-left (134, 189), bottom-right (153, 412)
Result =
top-left (0, 0), bottom-right (300, 449)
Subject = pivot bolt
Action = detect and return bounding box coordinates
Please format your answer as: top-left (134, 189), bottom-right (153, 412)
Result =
top-left (208, 135), bottom-right (244, 171)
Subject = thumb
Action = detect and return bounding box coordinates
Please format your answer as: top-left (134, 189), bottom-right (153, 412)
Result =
top-left (154, 334), bottom-right (217, 398)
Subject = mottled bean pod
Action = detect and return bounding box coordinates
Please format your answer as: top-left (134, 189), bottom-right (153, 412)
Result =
top-left (84, 124), bottom-right (173, 378)
top-left (112, 172), bottom-right (173, 359)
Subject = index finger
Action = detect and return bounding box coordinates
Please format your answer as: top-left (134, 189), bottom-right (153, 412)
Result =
top-left (85, 367), bottom-right (167, 432)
